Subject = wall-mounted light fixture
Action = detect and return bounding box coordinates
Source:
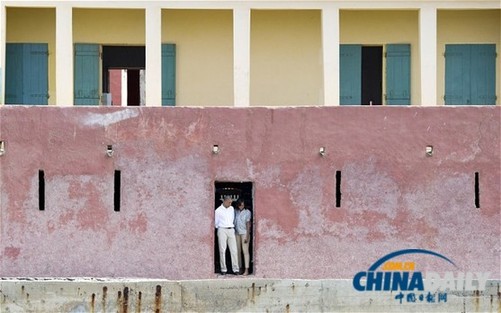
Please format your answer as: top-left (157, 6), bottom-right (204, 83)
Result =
top-left (212, 145), bottom-right (220, 155)
top-left (319, 146), bottom-right (326, 157)
top-left (106, 144), bottom-right (114, 157)
top-left (425, 145), bottom-right (433, 157)
top-left (0, 141), bottom-right (5, 156)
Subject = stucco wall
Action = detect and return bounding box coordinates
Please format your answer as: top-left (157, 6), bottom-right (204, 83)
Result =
top-left (0, 106), bottom-right (499, 280)
top-left (250, 10), bottom-right (323, 106)
top-left (162, 9), bottom-right (234, 106)
top-left (73, 8), bottom-right (145, 44)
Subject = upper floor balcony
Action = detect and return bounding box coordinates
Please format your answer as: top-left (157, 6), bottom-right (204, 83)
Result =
top-left (0, 1), bottom-right (499, 107)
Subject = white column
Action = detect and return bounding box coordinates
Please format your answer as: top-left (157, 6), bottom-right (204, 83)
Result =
top-left (0, 4), bottom-right (6, 105)
top-left (322, 7), bottom-right (340, 106)
top-left (121, 70), bottom-right (127, 106)
top-left (145, 6), bottom-right (162, 106)
top-left (233, 7), bottom-right (251, 107)
top-left (56, 4), bottom-right (73, 106)
top-left (419, 7), bottom-right (437, 106)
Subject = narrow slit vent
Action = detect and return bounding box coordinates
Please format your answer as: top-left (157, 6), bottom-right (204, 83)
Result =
top-left (474, 172), bottom-right (480, 208)
top-left (39, 170), bottom-right (45, 211)
top-left (335, 171), bottom-right (342, 208)
top-left (114, 170), bottom-right (121, 212)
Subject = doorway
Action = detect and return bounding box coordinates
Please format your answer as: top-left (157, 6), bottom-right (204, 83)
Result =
top-left (361, 46), bottom-right (383, 105)
top-left (108, 69), bottom-right (145, 106)
top-left (340, 44), bottom-right (383, 105)
top-left (214, 181), bottom-right (254, 275)
top-left (102, 46), bottom-right (145, 106)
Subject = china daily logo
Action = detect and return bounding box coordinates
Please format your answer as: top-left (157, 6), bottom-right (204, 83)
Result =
top-left (352, 249), bottom-right (490, 304)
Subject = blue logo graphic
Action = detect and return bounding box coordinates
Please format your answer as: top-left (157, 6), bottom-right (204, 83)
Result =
top-left (352, 248), bottom-right (458, 304)
top-left (367, 249), bottom-right (456, 271)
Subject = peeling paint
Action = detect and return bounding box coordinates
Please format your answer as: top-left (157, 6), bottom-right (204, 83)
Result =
top-left (4, 246), bottom-right (21, 259)
top-left (289, 166), bottom-right (325, 236)
top-left (0, 106), bottom-right (499, 280)
top-left (343, 158), bottom-right (400, 219)
top-left (82, 109), bottom-right (139, 128)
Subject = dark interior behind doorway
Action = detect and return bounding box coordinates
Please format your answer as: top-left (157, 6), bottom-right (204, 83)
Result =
top-left (361, 46), bottom-right (383, 105)
top-left (214, 181), bottom-right (254, 275)
top-left (102, 46), bottom-right (145, 106)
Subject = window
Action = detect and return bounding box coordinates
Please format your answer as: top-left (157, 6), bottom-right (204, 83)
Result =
top-left (5, 43), bottom-right (49, 105)
top-left (445, 44), bottom-right (496, 105)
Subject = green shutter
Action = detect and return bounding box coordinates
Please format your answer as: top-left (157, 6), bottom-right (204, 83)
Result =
top-left (445, 45), bottom-right (470, 105)
top-left (445, 44), bottom-right (496, 105)
top-left (5, 43), bottom-right (48, 105)
top-left (386, 44), bottom-right (410, 105)
top-left (470, 44), bottom-right (496, 105)
top-left (5, 44), bottom-right (24, 104)
top-left (74, 44), bottom-right (100, 105)
top-left (340, 44), bottom-right (361, 105)
top-left (24, 44), bottom-right (49, 105)
top-left (162, 44), bottom-right (176, 106)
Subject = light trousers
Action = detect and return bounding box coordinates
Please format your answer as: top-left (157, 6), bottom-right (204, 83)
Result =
top-left (217, 228), bottom-right (239, 273)
top-left (236, 233), bottom-right (250, 269)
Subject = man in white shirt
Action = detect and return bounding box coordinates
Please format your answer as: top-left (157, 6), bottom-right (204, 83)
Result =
top-left (214, 196), bottom-right (239, 275)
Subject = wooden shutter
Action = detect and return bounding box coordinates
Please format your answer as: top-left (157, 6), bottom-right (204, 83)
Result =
top-left (162, 44), bottom-right (176, 106)
top-left (445, 45), bottom-right (470, 105)
top-left (24, 44), bottom-right (49, 105)
top-left (5, 44), bottom-right (24, 104)
top-left (74, 44), bottom-right (100, 105)
top-left (386, 44), bottom-right (410, 105)
top-left (445, 44), bottom-right (496, 105)
top-left (5, 43), bottom-right (48, 105)
top-left (340, 44), bottom-right (361, 105)
top-left (470, 44), bottom-right (496, 105)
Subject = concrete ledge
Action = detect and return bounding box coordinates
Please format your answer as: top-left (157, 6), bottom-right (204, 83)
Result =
top-left (1, 278), bottom-right (500, 312)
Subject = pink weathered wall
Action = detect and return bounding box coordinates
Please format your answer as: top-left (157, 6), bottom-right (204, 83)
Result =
top-left (0, 106), bottom-right (499, 279)
top-left (109, 69), bottom-right (122, 106)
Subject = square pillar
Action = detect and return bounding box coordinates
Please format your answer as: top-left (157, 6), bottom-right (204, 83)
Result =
top-left (233, 8), bottom-right (250, 107)
top-left (145, 6), bottom-right (162, 106)
top-left (419, 7), bottom-right (437, 106)
top-left (0, 4), bottom-right (6, 105)
top-left (56, 4), bottom-right (73, 106)
top-left (322, 7), bottom-right (340, 106)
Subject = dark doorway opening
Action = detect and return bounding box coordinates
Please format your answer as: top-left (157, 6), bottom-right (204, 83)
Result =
top-left (102, 46), bottom-right (145, 106)
top-left (361, 46), bottom-right (383, 105)
top-left (214, 181), bottom-right (254, 275)
top-left (126, 69), bottom-right (140, 106)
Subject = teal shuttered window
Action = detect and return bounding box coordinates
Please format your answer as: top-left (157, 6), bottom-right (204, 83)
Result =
top-left (445, 44), bottom-right (496, 105)
top-left (74, 44), bottom-right (100, 105)
top-left (5, 43), bottom-right (48, 105)
top-left (340, 44), bottom-right (411, 105)
top-left (386, 44), bottom-right (411, 105)
top-left (161, 44), bottom-right (176, 106)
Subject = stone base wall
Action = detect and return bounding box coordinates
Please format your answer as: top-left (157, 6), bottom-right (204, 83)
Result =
top-left (1, 278), bottom-right (500, 313)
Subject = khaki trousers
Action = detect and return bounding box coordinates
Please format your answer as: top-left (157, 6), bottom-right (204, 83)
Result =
top-left (236, 233), bottom-right (250, 269)
top-left (217, 228), bottom-right (239, 273)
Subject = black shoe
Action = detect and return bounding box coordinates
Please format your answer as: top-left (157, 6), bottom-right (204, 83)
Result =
top-left (233, 271), bottom-right (240, 276)
top-left (220, 272), bottom-right (227, 276)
